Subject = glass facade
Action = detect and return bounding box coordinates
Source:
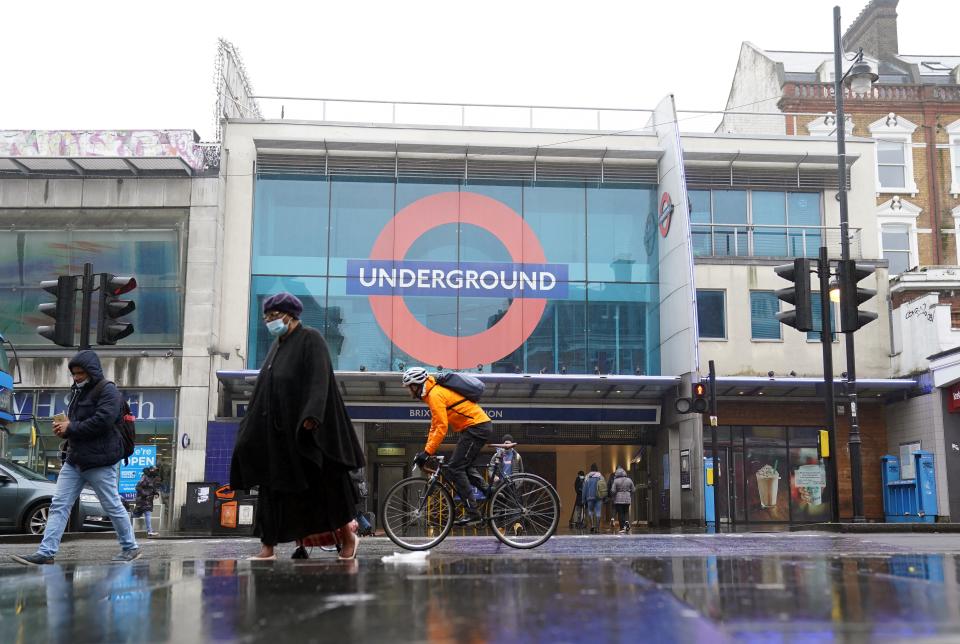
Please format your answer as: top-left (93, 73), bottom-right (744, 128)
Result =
top-left (0, 227), bottom-right (183, 347)
top-left (249, 176), bottom-right (660, 375)
top-left (705, 426), bottom-right (833, 524)
top-left (690, 190), bottom-right (822, 258)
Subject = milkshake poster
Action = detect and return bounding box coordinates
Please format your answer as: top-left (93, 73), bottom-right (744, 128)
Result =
top-left (746, 454), bottom-right (788, 521)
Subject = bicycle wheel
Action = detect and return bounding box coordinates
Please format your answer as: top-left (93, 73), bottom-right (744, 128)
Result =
top-left (488, 473), bottom-right (560, 549)
top-left (382, 477), bottom-right (454, 551)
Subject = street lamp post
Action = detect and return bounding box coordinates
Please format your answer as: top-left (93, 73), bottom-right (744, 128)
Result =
top-left (832, 5), bottom-right (878, 523)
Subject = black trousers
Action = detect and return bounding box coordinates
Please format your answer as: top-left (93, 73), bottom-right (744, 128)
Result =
top-left (448, 422), bottom-right (491, 508)
top-left (615, 503), bottom-right (630, 530)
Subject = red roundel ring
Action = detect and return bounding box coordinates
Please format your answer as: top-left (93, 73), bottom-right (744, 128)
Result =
top-left (367, 191), bottom-right (548, 369)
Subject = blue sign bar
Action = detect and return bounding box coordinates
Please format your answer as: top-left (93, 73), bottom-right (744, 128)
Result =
top-left (345, 404), bottom-right (659, 425)
top-left (346, 260), bottom-right (569, 298)
top-left (13, 389), bottom-right (177, 420)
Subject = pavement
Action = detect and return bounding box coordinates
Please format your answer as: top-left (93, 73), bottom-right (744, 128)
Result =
top-left (2, 532), bottom-right (960, 643)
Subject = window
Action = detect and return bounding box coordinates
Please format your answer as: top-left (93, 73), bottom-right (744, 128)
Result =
top-left (869, 114), bottom-right (918, 193)
top-left (881, 224), bottom-right (912, 275)
top-left (0, 227), bottom-right (183, 348)
top-left (697, 290), bottom-right (726, 340)
top-left (807, 292), bottom-right (837, 343)
top-left (876, 197), bottom-right (920, 276)
top-left (750, 291), bottom-right (781, 340)
top-left (691, 190), bottom-right (821, 258)
top-left (877, 141), bottom-right (906, 188)
top-left (948, 119), bottom-right (960, 196)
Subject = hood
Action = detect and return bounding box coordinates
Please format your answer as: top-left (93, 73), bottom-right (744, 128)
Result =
top-left (586, 471), bottom-right (602, 478)
top-left (615, 467), bottom-right (627, 477)
top-left (68, 350), bottom-right (105, 382)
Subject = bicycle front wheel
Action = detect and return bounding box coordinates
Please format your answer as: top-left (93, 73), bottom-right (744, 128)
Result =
top-left (488, 473), bottom-right (560, 549)
top-left (382, 477), bottom-right (454, 551)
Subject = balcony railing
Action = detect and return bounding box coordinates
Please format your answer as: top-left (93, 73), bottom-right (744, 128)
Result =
top-left (691, 223), bottom-right (862, 259)
top-left (783, 83), bottom-right (960, 103)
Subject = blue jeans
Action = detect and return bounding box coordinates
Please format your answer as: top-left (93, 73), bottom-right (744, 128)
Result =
top-left (38, 463), bottom-right (138, 558)
top-left (586, 499), bottom-right (603, 525)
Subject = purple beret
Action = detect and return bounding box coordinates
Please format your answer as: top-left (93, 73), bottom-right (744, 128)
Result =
top-left (263, 292), bottom-right (303, 318)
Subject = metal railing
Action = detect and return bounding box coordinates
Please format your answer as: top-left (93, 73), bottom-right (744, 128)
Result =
top-left (251, 95), bottom-right (659, 132)
top-left (691, 223), bottom-right (863, 259)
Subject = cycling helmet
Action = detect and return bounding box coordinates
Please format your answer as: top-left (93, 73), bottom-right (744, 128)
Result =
top-left (401, 367), bottom-right (429, 387)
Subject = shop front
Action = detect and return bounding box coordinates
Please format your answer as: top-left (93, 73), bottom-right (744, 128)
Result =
top-left (3, 388), bottom-right (178, 520)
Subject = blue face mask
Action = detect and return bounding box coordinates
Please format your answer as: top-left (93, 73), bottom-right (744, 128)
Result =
top-left (266, 317), bottom-right (288, 337)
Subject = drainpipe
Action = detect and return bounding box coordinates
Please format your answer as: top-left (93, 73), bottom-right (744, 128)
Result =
top-left (924, 115), bottom-right (943, 265)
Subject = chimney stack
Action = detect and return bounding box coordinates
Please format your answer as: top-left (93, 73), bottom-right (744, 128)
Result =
top-left (842, 0), bottom-right (899, 61)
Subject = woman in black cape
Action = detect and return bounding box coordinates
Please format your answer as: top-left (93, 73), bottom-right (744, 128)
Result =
top-left (230, 292), bottom-right (365, 560)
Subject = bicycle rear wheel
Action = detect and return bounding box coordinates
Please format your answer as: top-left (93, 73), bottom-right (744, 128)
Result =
top-left (382, 477), bottom-right (454, 551)
top-left (488, 473), bottom-right (560, 549)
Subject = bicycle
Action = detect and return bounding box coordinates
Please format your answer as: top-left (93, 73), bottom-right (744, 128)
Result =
top-left (381, 442), bottom-right (560, 550)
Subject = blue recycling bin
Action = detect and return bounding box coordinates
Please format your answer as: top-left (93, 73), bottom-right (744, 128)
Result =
top-left (880, 451), bottom-right (938, 523)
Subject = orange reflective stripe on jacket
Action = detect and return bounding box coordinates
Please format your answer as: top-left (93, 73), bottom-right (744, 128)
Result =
top-left (422, 377), bottom-right (491, 454)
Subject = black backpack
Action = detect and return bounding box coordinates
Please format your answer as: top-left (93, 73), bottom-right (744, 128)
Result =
top-left (90, 380), bottom-right (136, 465)
top-left (435, 372), bottom-right (485, 402)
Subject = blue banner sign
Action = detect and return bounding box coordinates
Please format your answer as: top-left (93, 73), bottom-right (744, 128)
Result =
top-left (13, 389), bottom-right (176, 420)
top-left (346, 260), bottom-right (569, 298)
top-left (119, 445), bottom-right (157, 499)
top-left (345, 404), bottom-right (659, 425)
top-left (230, 402), bottom-right (659, 424)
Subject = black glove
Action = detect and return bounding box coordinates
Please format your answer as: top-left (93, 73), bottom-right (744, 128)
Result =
top-left (414, 451), bottom-right (430, 467)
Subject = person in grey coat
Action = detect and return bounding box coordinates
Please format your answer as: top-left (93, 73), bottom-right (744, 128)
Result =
top-left (610, 467), bottom-right (636, 534)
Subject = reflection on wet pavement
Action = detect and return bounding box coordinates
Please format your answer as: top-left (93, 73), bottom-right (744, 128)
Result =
top-left (1, 535), bottom-right (959, 643)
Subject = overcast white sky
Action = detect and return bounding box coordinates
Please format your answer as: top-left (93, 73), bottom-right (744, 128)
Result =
top-left (1, 0), bottom-right (956, 140)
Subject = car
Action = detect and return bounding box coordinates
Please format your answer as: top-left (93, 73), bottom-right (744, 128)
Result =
top-left (0, 458), bottom-right (114, 534)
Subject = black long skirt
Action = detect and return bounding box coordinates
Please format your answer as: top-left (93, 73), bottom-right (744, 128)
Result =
top-left (255, 460), bottom-right (357, 546)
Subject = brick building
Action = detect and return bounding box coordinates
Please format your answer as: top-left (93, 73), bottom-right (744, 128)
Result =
top-left (719, 0), bottom-right (960, 520)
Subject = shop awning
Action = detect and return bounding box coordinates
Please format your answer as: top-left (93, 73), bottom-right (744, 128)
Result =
top-left (714, 376), bottom-right (919, 399)
top-left (216, 370), bottom-right (681, 404)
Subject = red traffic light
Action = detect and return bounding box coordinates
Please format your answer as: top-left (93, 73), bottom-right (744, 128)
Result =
top-left (693, 383), bottom-right (706, 397)
top-left (105, 276), bottom-right (137, 296)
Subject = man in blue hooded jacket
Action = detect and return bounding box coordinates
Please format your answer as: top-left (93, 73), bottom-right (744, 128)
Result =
top-left (11, 350), bottom-right (140, 565)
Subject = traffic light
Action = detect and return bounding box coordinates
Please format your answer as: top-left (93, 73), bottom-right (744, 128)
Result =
top-left (37, 276), bottom-right (77, 347)
top-left (692, 381), bottom-right (708, 413)
top-left (675, 381), bottom-right (708, 414)
top-left (836, 260), bottom-right (877, 333)
top-left (96, 274), bottom-right (137, 345)
top-left (774, 258), bottom-right (813, 332)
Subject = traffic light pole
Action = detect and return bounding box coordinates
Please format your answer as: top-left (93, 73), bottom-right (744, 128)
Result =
top-left (818, 247), bottom-right (841, 524)
top-left (78, 263), bottom-right (94, 350)
top-left (834, 6), bottom-right (864, 522)
top-left (708, 360), bottom-right (720, 531)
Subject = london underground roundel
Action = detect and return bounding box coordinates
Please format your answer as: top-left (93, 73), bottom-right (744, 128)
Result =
top-left (347, 192), bottom-right (568, 369)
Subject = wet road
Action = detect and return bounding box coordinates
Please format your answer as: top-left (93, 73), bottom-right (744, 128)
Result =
top-left (2, 533), bottom-right (960, 643)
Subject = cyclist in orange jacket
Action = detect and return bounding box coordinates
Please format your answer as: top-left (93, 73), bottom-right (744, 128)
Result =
top-left (403, 367), bottom-right (492, 525)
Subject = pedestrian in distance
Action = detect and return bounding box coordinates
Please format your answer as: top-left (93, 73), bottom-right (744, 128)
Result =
top-left (607, 470), bottom-right (618, 530)
top-left (131, 465), bottom-right (162, 537)
top-left (582, 464), bottom-right (606, 533)
top-left (569, 470), bottom-right (586, 529)
top-left (487, 434), bottom-right (523, 485)
top-left (11, 350), bottom-right (141, 566)
top-left (230, 292), bottom-right (366, 561)
top-left (611, 467), bottom-right (636, 534)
